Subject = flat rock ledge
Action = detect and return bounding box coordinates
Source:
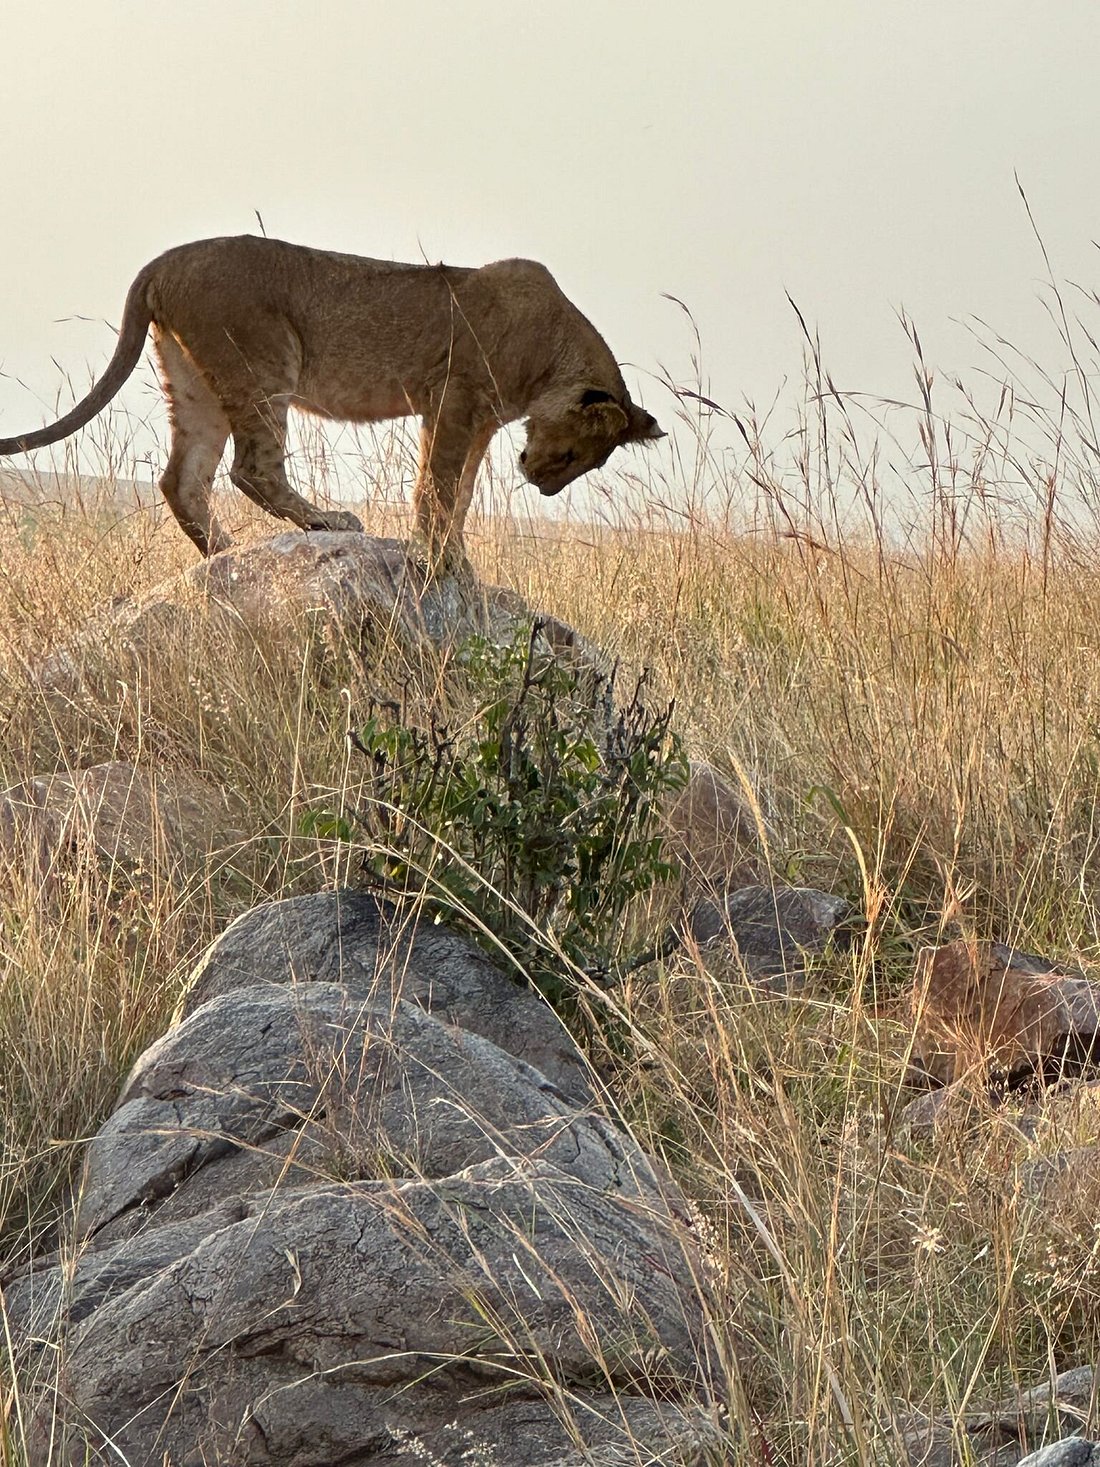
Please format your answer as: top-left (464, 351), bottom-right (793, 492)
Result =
top-left (36, 532), bottom-right (600, 705)
top-left (5, 890), bottom-right (725, 1466)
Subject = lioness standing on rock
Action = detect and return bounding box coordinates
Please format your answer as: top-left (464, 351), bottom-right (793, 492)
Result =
top-left (0, 236), bottom-right (665, 571)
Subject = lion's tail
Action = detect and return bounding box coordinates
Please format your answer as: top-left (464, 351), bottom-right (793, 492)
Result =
top-left (0, 264), bottom-right (155, 455)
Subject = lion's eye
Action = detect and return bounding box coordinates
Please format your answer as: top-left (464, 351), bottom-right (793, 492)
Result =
top-left (519, 450), bottom-right (528, 465)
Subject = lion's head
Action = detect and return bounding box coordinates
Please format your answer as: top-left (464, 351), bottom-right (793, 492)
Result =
top-left (519, 389), bottom-right (665, 497)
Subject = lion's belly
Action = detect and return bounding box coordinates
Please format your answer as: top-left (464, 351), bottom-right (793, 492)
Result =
top-left (291, 377), bottom-right (415, 424)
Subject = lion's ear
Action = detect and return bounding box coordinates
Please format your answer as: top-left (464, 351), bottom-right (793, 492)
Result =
top-left (579, 392), bottom-right (629, 437)
top-left (625, 402), bottom-right (666, 441)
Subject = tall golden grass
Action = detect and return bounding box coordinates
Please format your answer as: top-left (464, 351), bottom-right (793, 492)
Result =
top-left (4, 305), bottom-right (1100, 1461)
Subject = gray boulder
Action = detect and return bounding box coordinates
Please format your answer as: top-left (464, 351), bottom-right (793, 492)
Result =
top-left (30, 1159), bottom-right (716, 1465)
top-left (898, 1365), bottom-right (1100, 1467)
top-left (173, 529), bottom-right (592, 657)
top-left (8, 896), bottom-right (721, 1466)
top-left (75, 983), bottom-right (661, 1246)
top-left (1018, 1445), bottom-right (1100, 1467)
top-left (36, 532), bottom-right (600, 708)
top-left (180, 887), bottom-right (594, 1104)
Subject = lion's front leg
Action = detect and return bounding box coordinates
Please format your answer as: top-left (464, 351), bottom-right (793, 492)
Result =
top-left (410, 413), bottom-right (496, 580)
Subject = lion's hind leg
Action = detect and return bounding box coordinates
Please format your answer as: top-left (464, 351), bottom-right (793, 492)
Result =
top-left (227, 403), bottom-right (363, 537)
top-left (155, 330), bottom-right (232, 555)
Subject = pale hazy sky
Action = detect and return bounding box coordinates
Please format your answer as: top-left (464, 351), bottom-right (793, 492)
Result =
top-left (4, 0), bottom-right (1100, 496)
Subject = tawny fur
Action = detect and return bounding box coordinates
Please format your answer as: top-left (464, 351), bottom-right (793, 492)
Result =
top-left (0, 236), bottom-right (664, 568)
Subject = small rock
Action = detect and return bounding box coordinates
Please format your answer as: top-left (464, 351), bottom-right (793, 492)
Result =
top-left (1017, 1443), bottom-right (1100, 1467)
top-left (0, 760), bottom-right (239, 886)
top-left (909, 940), bottom-right (1100, 1087)
top-left (894, 1081), bottom-right (988, 1139)
top-left (1019, 1143), bottom-right (1100, 1205)
top-left (0, 784), bottom-right (63, 882)
top-left (678, 883), bottom-right (853, 988)
top-left (659, 760), bottom-right (766, 893)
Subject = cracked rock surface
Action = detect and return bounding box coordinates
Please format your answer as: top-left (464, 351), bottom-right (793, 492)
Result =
top-left (7, 893), bottom-right (722, 1466)
top-left (181, 888), bottom-right (594, 1104)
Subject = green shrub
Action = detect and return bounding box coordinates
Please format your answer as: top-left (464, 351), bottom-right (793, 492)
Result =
top-left (307, 620), bottom-right (688, 1002)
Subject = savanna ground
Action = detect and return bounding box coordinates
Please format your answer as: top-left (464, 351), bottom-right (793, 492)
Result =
top-left (5, 303), bottom-right (1100, 1463)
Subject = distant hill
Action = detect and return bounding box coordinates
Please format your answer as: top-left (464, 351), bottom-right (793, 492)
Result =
top-left (0, 467), bottom-right (160, 511)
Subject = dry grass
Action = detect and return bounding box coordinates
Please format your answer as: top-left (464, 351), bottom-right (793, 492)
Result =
top-left (5, 311), bottom-right (1100, 1462)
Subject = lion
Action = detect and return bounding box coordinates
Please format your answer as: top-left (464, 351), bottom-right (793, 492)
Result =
top-left (0, 235), bottom-right (665, 569)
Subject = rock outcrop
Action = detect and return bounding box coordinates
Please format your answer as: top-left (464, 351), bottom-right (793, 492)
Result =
top-left (37, 532), bottom-right (598, 704)
top-left (6, 890), bottom-right (724, 1466)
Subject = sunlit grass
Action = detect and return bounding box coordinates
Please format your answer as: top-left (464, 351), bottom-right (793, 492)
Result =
top-left (6, 297), bottom-right (1100, 1460)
